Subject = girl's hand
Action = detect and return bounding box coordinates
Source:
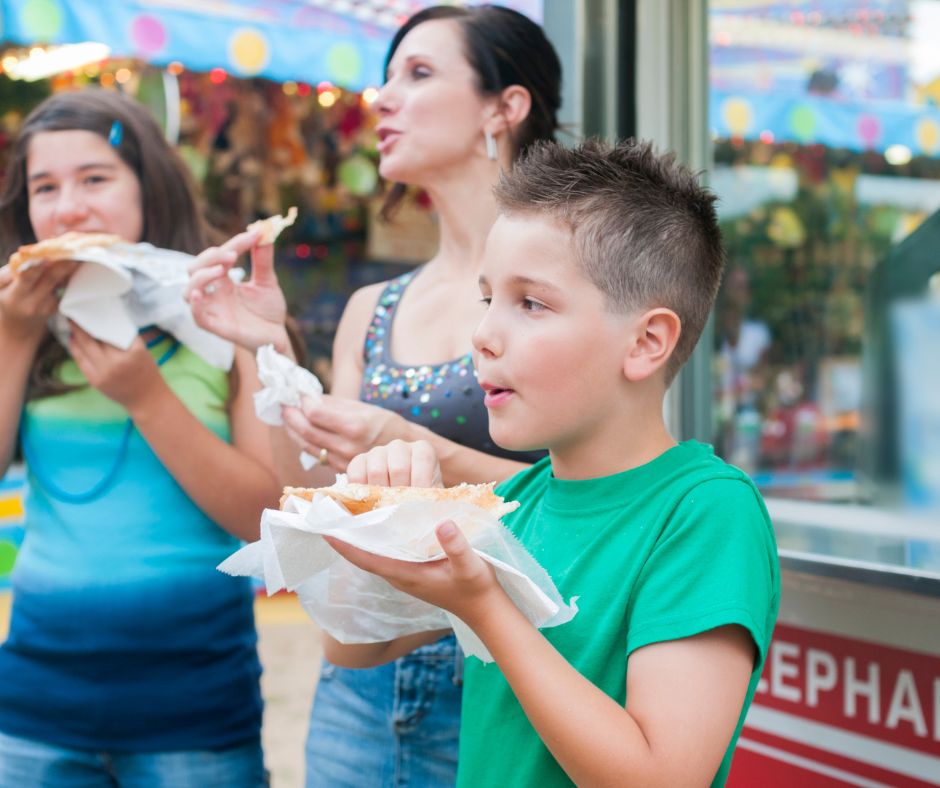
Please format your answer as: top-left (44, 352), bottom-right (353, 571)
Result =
top-left (186, 231), bottom-right (290, 353)
top-left (0, 259), bottom-right (78, 340)
top-left (281, 395), bottom-right (415, 474)
top-left (325, 518), bottom-right (503, 623)
top-left (68, 323), bottom-right (165, 412)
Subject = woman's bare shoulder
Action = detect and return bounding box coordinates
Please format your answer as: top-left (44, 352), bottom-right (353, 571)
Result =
top-left (334, 279), bottom-right (400, 363)
top-left (337, 281), bottom-right (385, 336)
top-left (345, 280), bottom-right (387, 318)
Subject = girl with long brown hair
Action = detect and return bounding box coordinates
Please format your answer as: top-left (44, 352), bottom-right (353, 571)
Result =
top-left (0, 89), bottom-right (278, 786)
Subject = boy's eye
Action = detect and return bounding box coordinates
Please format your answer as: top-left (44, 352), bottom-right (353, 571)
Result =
top-left (411, 65), bottom-right (431, 79)
top-left (522, 297), bottom-right (546, 312)
top-left (479, 296), bottom-right (492, 306)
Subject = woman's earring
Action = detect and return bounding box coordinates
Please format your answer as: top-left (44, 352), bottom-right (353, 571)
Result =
top-left (485, 130), bottom-right (498, 161)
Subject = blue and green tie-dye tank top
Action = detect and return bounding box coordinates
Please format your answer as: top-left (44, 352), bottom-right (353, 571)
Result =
top-left (0, 335), bottom-right (262, 751)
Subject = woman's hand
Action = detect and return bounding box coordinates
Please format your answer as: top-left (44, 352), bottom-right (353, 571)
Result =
top-left (68, 323), bottom-right (165, 413)
top-left (0, 259), bottom-right (78, 340)
top-left (186, 231), bottom-right (291, 353)
top-left (281, 395), bottom-right (414, 473)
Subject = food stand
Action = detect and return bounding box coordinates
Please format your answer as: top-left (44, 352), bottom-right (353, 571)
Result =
top-left (701, 2), bottom-right (940, 783)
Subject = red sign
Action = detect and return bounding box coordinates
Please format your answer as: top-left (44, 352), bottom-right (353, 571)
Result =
top-left (729, 623), bottom-right (940, 787)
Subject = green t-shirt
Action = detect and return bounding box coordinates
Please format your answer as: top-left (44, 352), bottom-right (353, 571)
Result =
top-left (458, 441), bottom-right (780, 787)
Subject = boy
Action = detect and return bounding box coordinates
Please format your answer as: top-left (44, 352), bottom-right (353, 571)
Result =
top-left (324, 139), bottom-right (780, 786)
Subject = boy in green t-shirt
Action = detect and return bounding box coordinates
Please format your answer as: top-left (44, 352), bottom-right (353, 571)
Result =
top-left (323, 139), bottom-right (780, 786)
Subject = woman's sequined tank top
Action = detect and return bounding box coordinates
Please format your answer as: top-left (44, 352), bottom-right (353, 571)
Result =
top-left (359, 269), bottom-right (544, 463)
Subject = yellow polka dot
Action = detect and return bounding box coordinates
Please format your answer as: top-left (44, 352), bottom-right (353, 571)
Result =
top-left (916, 118), bottom-right (939, 155)
top-left (228, 28), bottom-right (269, 75)
top-left (721, 97), bottom-right (753, 137)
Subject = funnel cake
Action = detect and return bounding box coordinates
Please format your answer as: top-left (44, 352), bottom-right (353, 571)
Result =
top-left (8, 232), bottom-right (123, 275)
top-left (281, 480), bottom-right (519, 519)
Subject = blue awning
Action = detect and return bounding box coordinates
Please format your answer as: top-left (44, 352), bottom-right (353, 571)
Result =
top-left (0, 1), bottom-right (543, 91)
top-left (711, 90), bottom-right (940, 157)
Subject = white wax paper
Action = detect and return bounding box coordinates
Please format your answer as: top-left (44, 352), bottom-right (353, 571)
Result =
top-left (218, 491), bottom-right (578, 662)
top-left (253, 344), bottom-right (325, 469)
top-left (46, 241), bottom-right (234, 369)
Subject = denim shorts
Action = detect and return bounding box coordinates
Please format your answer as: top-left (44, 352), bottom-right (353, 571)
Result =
top-left (0, 730), bottom-right (266, 787)
top-left (305, 634), bottom-right (463, 787)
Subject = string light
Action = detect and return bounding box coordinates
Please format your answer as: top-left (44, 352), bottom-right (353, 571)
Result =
top-left (115, 67), bottom-right (132, 84)
top-left (167, 61), bottom-right (184, 75)
top-left (318, 91), bottom-right (336, 108)
top-left (209, 67), bottom-right (227, 84)
top-left (361, 87), bottom-right (379, 104)
top-left (4, 42), bottom-right (111, 81)
top-left (884, 145), bottom-right (912, 166)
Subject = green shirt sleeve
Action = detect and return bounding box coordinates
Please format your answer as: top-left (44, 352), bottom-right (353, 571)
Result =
top-left (625, 477), bottom-right (779, 662)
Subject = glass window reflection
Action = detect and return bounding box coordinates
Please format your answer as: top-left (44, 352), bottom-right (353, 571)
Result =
top-left (707, 1), bottom-right (940, 525)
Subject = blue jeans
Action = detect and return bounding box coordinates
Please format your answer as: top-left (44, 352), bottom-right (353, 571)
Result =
top-left (305, 634), bottom-right (462, 787)
top-left (0, 731), bottom-right (266, 787)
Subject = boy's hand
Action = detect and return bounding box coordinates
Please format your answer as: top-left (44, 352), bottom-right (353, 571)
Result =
top-left (345, 439), bottom-right (442, 488)
top-left (325, 519), bottom-right (506, 625)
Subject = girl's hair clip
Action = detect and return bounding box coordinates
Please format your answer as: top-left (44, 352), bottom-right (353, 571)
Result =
top-left (108, 120), bottom-right (123, 147)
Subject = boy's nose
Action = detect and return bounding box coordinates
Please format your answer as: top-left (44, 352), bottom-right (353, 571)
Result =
top-left (471, 311), bottom-right (502, 359)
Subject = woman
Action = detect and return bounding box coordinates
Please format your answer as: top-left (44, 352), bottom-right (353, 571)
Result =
top-left (0, 90), bottom-right (279, 786)
top-left (187, 6), bottom-right (562, 785)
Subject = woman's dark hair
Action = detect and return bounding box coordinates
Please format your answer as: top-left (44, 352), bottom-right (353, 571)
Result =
top-left (380, 4), bottom-right (562, 220)
top-left (0, 89), bottom-right (216, 398)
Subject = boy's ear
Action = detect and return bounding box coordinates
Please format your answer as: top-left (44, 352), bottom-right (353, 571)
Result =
top-left (485, 85), bottom-right (532, 136)
top-left (623, 308), bottom-right (682, 382)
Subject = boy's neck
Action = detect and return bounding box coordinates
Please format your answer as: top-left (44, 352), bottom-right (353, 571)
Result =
top-left (549, 398), bottom-right (677, 481)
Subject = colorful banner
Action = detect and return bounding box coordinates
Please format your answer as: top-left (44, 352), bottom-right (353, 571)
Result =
top-left (0, 468), bottom-right (24, 591)
top-left (712, 90), bottom-right (940, 158)
top-left (0, 0), bottom-right (543, 91)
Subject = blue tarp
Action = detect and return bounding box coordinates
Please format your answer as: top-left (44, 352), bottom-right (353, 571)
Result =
top-left (0, 0), bottom-right (394, 89)
top-left (0, 0), bottom-right (539, 91)
top-left (711, 89), bottom-right (940, 157)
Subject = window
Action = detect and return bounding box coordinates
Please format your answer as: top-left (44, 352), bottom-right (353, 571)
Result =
top-left (707, 0), bottom-right (940, 566)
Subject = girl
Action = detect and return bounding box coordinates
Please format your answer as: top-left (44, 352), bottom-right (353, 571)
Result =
top-left (0, 89), bottom-right (279, 787)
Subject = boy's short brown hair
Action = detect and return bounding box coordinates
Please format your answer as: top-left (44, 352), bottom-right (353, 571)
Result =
top-left (494, 138), bottom-right (724, 384)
